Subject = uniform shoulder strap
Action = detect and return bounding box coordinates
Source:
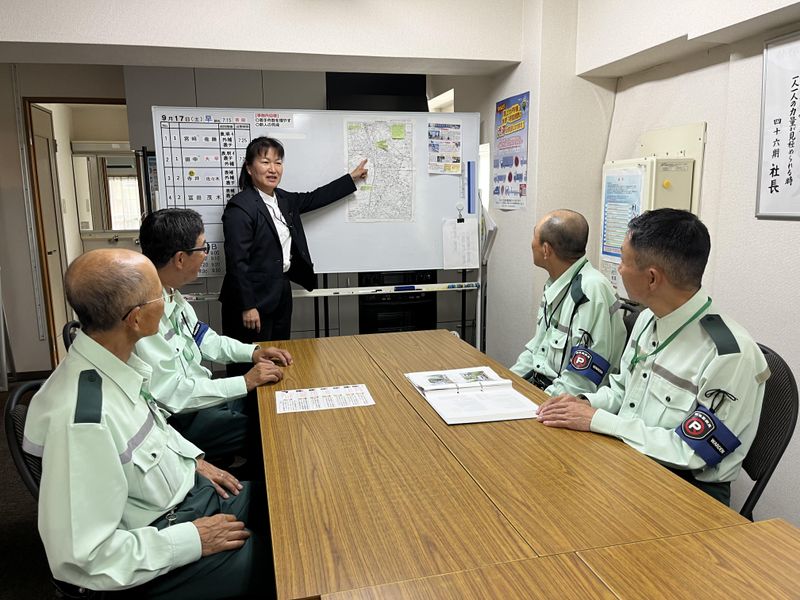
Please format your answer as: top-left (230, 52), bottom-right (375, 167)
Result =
top-left (700, 314), bottom-right (740, 355)
top-left (74, 369), bottom-right (103, 424)
top-left (569, 273), bottom-right (588, 307)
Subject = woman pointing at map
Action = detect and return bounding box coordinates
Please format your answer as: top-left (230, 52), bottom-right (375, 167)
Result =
top-left (220, 136), bottom-right (368, 346)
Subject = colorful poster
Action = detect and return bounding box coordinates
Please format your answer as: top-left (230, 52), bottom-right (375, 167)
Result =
top-left (493, 92), bottom-right (530, 210)
top-left (428, 121), bottom-right (462, 174)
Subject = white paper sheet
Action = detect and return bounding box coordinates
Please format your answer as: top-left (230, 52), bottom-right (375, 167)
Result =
top-left (442, 217), bottom-right (479, 269)
top-left (275, 384), bottom-right (375, 414)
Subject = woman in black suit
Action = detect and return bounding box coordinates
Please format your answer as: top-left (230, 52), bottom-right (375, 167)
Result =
top-left (220, 136), bottom-right (368, 344)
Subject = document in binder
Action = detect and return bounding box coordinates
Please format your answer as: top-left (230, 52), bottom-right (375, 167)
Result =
top-left (405, 366), bottom-right (538, 425)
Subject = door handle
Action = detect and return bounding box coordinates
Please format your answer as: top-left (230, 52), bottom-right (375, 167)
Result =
top-left (47, 250), bottom-right (57, 255)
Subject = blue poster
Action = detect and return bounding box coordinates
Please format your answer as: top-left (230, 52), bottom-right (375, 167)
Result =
top-left (493, 92), bottom-right (530, 210)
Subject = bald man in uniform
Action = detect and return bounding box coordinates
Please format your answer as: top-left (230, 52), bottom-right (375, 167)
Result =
top-left (511, 209), bottom-right (627, 396)
top-left (23, 249), bottom-right (272, 598)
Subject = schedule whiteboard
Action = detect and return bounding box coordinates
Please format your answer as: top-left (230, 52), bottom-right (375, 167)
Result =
top-left (152, 107), bottom-right (480, 275)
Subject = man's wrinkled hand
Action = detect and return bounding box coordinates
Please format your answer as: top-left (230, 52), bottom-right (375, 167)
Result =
top-left (243, 362), bottom-right (283, 391)
top-left (194, 513), bottom-right (250, 556)
top-left (196, 458), bottom-right (243, 499)
top-left (253, 346), bottom-right (293, 366)
top-left (537, 393), bottom-right (595, 431)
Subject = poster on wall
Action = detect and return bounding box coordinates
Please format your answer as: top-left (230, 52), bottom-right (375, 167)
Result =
top-left (493, 92), bottom-right (530, 210)
top-left (757, 32), bottom-right (800, 219)
top-left (427, 121), bottom-right (462, 174)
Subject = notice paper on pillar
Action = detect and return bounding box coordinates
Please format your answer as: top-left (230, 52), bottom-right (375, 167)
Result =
top-left (493, 91), bottom-right (530, 210)
top-left (443, 217), bottom-right (479, 269)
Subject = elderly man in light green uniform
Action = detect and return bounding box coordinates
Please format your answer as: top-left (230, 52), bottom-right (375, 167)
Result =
top-left (511, 209), bottom-right (627, 396)
top-left (23, 249), bottom-right (271, 597)
top-left (538, 209), bottom-right (770, 506)
top-left (135, 208), bottom-right (292, 463)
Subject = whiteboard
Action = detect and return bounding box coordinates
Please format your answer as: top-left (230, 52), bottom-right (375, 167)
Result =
top-left (151, 107), bottom-right (480, 275)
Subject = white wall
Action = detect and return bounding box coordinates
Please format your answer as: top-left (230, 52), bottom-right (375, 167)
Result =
top-left (606, 23), bottom-right (800, 524)
top-left (576, 0), bottom-right (800, 76)
top-left (0, 0), bottom-right (521, 75)
top-left (476, 0), bottom-right (615, 368)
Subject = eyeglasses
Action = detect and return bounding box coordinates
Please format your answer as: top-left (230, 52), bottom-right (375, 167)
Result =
top-left (184, 241), bottom-right (210, 255)
top-left (120, 295), bottom-right (166, 321)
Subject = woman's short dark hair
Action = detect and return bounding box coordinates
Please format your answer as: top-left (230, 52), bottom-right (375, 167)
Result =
top-left (239, 137), bottom-right (285, 190)
top-left (626, 208), bottom-right (710, 290)
top-left (139, 208), bottom-right (204, 268)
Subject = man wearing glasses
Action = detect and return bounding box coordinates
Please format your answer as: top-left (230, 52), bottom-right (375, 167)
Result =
top-left (135, 208), bottom-right (293, 470)
top-left (24, 249), bottom-right (271, 596)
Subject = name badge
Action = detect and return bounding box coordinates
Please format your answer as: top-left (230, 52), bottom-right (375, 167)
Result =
top-left (676, 405), bottom-right (741, 467)
top-left (192, 321), bottom-right (210, 347)
top-left (565, 345), bottom-right (609, 385)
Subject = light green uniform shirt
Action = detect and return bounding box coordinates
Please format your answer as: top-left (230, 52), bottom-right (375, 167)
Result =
top-left (586, 290), bottom-right (771, 483)
top-left (510, 257), bottom-right (627, 396)
top-left (134, 288), bottom-right (258, 413)
top-left (23, 331), bottom-right (203, 590)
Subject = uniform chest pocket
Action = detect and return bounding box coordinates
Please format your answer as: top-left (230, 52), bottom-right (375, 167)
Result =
top-left (645, 374), bottom-right (697, 429)
top-left (129, 432), bottom-right (176, 509)
top-left (547, 330), bottom-right (569, 371)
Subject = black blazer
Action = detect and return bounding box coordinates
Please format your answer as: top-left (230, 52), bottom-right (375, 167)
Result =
top-left (219, 174), bottom-right (356, 314)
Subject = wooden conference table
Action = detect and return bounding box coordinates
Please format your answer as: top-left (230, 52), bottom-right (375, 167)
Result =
top-left (257, 330), bottom-right (795, 599)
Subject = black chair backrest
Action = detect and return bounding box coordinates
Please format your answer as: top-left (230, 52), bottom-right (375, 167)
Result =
top-left (5, 380), bottom-right (107, 598)
top-left (740, 344), bottom-right (799, 520)
top-left (63, 320), bottom-right (81, 351)
top-left (4, 380), bottom-right (45, 500)
top-left (620, 300), bottom-right (644, 343)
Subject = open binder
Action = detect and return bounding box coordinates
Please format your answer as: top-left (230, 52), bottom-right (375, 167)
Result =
top-left (405, 366), bottom-right (538, 425)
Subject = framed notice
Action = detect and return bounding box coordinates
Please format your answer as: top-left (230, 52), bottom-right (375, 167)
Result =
top-left (757, 32), bottom-right (800, 219)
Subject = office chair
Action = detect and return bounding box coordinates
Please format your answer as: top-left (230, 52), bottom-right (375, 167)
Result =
top-left (739, 344), bottom-right (799, 521)
top-left (619, 300), bottom-right (643, 343)
top-left (4, 381), bottom-right (107, 599)
top-left (62, 320), bottom-right (81, 351)
top-left (5, 380), bottom-right (45, 499)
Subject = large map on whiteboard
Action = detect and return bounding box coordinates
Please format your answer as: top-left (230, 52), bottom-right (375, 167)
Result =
top-left (345, 120), bottom-right (414, 222)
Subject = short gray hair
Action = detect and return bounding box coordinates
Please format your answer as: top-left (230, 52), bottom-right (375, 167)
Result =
top-left (538, 210), bottom-right (589, 261)
top-left (64, 255), bottom-right (150, 333)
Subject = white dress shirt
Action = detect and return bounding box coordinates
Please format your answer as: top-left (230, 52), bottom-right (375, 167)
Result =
top-left (256, 188), bottom-right (291, 273)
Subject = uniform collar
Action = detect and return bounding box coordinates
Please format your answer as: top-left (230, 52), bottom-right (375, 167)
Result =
top-left (162, 287), bottom-right (187, 320)
top-left (71, 331), bottom-right (152, 405)
top-left (653, 288), bottom-right (712, 340)
top-left (543, 257), bottom-right (587, 304)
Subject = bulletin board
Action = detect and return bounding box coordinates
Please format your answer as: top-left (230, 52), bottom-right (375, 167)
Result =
top-left (151, 107), bottom-right (480, 275)
top-left (757, 31), bottom-right (800, 219)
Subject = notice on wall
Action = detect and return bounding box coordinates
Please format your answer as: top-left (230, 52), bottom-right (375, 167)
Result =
top-left (757, 32), bottom-right (800, 219)
top-left (601, 167), bottom-right (644, 262)
top-left (493, 92), bottom-right (530, 210)
top-left (428, 121), bottom-right (462, 174)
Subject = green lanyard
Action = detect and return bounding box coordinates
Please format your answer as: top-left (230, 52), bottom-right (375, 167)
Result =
top-left (140, 388), bottom-right (166, 429)
top-left (543, 258), bottom-right (587, 330)
top-left (169, 305), bottom-right (197, 362)
top-left (628, 297), bottom-right (712, 372)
